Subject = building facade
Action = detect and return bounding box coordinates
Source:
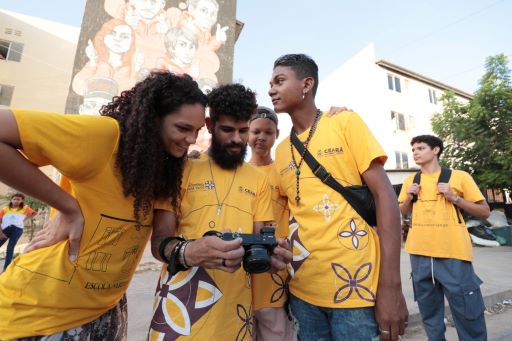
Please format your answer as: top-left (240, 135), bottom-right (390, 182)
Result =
top-left (0, 9), bottom-right (79, 112)
top-left (316, 43), bottom-right (472, 176)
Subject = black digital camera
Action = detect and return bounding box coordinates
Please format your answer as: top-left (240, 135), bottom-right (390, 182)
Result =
top-left (220, 227), bottom-right (277, 274)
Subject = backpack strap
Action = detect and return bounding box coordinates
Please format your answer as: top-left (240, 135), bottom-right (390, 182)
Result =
top-left (438, 168), bottom-right (452, 183)
top-left (411, 171), bottom-right (421, 203)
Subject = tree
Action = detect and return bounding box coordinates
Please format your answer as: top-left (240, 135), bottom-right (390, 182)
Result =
top-left (432, 54), bottom-right (512, 191)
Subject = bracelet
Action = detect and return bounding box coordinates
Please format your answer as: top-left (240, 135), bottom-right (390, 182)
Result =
top-left (158, 236), bottom-right (185, 263)
top-left (179, 241), bottom-right (191, 268)
top-left (167, 240), bottom-right (189, 276)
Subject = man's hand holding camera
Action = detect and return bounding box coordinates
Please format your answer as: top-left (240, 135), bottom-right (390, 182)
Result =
top-left (184, 234), bottom-right (245, 273)
top-left (270, 238), bottom-right (292, 273)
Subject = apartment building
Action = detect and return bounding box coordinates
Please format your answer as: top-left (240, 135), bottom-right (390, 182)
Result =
top-left (0, 9), bottom-right (79, 195)
top-left (316, 44), bottom-right (472, 182)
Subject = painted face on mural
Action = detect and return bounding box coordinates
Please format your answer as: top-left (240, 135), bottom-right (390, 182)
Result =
top-left (172, 36), bottom-right (197, 66)
top-left (189, 0), bottom-right (218, 32)
top-left (131, 0), bottom-right (165, 20)
top-left (104, 25), bottom-right (132, 54)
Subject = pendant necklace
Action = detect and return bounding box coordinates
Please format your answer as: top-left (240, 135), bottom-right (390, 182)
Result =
top-left (208, 159), bottom-right (237, 215)
top-left (289, 110), bottom-right (322, 205)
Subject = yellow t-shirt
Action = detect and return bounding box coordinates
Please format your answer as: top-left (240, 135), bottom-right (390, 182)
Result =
top-left (274, 111), bottom-right (386, 308)
top-left (398, 170), bottom-right (484, 261)
top-left (149, 156), bottom-right (273, 340)
top-left (252, 163), bottom-right (290, 311)
top-left (0, 110), bottom-right (153, 339)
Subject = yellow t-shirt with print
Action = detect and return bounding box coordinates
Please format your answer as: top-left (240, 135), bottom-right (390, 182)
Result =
top-left (252, 163), bottom-right (290, 311)
top-left (274, 111), bottom-right (386, 309)
top-left (149, 156), bottom-right (273, 340)
top-left (398, 170), bottom-right (484, 261)
top-left (0, 110), bottom-right (153, 339)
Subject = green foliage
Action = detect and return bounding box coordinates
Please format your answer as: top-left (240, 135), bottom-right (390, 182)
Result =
top-left (432, 54), bottom-right (512, 190)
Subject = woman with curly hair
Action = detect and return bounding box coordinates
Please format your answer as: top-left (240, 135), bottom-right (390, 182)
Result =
top-left (0, 71), bottom-right (210, 340)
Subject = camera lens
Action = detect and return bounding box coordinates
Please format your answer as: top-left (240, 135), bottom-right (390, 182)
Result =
top-left (243, 245), bottom-right (271, 273)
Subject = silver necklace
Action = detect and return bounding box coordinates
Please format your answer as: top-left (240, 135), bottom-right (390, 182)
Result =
top-left (208, 159), bottom-right (237, 216)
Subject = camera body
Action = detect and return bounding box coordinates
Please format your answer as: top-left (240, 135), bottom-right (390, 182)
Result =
top-left (220, 227), bottom-right (277, 274)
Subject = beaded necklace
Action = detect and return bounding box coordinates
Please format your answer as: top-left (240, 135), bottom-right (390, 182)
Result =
top-left (289, 110), bottom-right (322, 205)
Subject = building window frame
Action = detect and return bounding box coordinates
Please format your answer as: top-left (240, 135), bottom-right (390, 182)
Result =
top-left (387, 74), bottom-right (402, 93)
top-left (395, 151), bottom-right (409, 169)
top-left (0, 39), bottom-right (24, 62)
top-left (0, 84), bottom-right (15, 106)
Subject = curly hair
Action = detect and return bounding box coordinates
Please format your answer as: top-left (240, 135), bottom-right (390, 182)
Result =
top-left (207, 83), bottom-right (257, 123)
top-left (100, 71), bottom-right (207, 222)
top-left (274, 53), bottom-right (319, 96)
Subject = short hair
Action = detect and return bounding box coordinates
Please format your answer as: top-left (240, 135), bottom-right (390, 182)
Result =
top-left (250, 106), bottom-right (278, 126)
top-left (411, 135), bottom-right (444, 159)
top-left (164, 26), bottom-right (198, 52)
top-left (207, 83), bottom-right (256, 123)
top-left (273, 53), bottom-right (319, 96)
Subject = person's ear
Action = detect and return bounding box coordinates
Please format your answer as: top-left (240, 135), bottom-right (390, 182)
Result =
top-left (433, 146), bottom-right (440, 156)
top-left (205, 116), bottom-right (213, 133)
top-left (303, 77), bottom-right (315, 95)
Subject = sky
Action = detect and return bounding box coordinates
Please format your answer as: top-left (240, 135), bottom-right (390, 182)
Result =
top-left (1, 0), bottom-right (510, 107)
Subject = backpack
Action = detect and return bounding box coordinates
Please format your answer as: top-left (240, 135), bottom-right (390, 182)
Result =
top-left (410, 168), bottom-right (462, 223)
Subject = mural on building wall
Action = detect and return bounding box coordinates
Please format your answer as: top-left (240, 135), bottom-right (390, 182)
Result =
top-left (65, 0), bottom-right (237, 152)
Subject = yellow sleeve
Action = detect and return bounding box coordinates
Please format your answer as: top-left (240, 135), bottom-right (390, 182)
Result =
top-left (254, 174), bottom-right (274, 222)
top-left (459, 171), bottom-right (485, 203)
top-left (398, 174), bottom-right (414, 202)
top-left (343, 112), bottom-right (387, 174)
top-left (13, 109), bottom-right (119, 181)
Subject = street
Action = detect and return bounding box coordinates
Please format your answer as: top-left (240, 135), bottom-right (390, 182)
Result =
top-left (126, 268), bottom-right (512, 341)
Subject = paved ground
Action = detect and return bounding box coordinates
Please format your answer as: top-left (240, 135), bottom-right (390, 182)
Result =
top-left (125, 244), bottom-right (512, 341)
top-left (2, 242), bottom-right (512, 340)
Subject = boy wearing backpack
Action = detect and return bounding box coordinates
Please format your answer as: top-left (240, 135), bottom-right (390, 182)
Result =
top-left (398, 135), bottom-right (490, 341)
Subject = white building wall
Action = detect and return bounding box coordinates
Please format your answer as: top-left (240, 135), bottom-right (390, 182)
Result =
top-left (317, 43), bottom-right (470, 174)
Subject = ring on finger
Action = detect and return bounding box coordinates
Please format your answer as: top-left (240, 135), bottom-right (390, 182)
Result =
top-left (380, 330), bottom-right (390, 334)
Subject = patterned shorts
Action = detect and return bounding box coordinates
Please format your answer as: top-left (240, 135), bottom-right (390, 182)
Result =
top-left (13, 295), bottom-right (128, 341)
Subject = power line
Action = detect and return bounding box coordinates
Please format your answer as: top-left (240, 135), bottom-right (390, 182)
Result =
top-left (385, 0), bottom-right (505, 57)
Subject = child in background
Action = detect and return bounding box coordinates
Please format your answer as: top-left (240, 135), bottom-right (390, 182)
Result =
top-left (249, 106), bottom-right (294, 341)
top-left (0, 193), bottom-right (36, 271)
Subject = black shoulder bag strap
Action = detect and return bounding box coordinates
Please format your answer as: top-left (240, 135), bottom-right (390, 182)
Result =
top-left (290, 130), bottom-right (376, 226)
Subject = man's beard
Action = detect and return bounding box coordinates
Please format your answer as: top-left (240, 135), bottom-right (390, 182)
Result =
top-left (209, 133), bottom-right (247, 170)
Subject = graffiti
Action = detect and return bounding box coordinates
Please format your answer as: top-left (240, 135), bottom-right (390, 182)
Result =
top-left (66, 0), bottom-right (236, 152)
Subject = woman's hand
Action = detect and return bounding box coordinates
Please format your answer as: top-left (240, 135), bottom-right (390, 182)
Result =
top-left (24, 206), bottom-right (84, 261)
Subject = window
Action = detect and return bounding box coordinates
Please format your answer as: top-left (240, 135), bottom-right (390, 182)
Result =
top-left (0, 84), bottom-right (15, 106)
top-left (0, 39), bottom-right (24, 62)
top-left (391, 111), bottom-right (406, 131)
top-left (428, 89), bottom-right (437, 104)
top-left (395, 151), bottom-right (409, 169)
top-left (387, 74), bottom-right (401, 93)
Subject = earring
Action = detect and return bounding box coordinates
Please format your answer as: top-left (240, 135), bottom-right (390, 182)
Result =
top-left (302, 90), bottom-right (307, 100)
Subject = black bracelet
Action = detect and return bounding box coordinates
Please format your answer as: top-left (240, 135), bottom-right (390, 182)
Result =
top-left (167, 240), bottom-right (189, 276)
top-left (158, 236), bottom-right (185, 263)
